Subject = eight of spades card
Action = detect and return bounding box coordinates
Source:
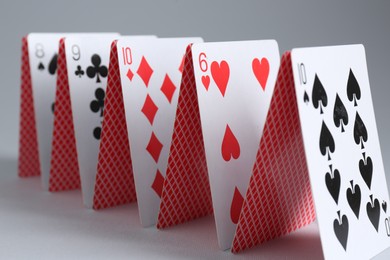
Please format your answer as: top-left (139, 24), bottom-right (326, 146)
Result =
top-left (191, 40), bottom-right (280, 250)
top-left (118, 37), bottom-right (203, 227)
top-left (291, 44), bottom-right (390, 259)
top-left (27, 33), bottom-right (64, 190)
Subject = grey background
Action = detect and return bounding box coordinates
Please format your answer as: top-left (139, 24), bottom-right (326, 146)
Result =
top-left (0, 0), bottom-right (389, 259)
top-left (0, 0), bottom-right (389, 160)
top-left (0, 0), bottom-right (389, 159)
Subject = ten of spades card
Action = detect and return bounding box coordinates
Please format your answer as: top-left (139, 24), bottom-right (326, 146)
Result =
top-left (291, 44), bottom-right (390, 259)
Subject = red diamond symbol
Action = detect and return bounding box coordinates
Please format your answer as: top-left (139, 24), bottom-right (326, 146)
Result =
top-left (137, 56), bottom-right (153, 87)
top-left (126, 69), bottom-right (134, 81)
top-left (178, 55), bottom-right (185, 73)
top-left (151, 169), bottom-right (165, 198)
top-left (146, 132), bottom-right (163, 163)
top-left (141, 94), bottom-right (158, 125)
top-left (160, 74), bottom-right (177, 103)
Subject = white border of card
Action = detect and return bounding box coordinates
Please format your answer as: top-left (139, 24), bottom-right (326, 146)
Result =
top-left (291, 44), bottom-right (390, 259)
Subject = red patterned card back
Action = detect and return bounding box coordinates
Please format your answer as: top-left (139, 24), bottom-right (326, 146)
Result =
top-left (231, 52), bottom-right (316, 253)
top-left (18, 36), bottom-right (41, 178)
top-left (92, 41), bottom-right (137, 210)
top-left (157, 46), bottom-right (213, 229)
top-left (48, 38), bottom-right (81, 192)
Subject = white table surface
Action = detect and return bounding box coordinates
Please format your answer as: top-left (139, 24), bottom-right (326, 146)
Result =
top-left (0, 157), bottom-right (389, 259)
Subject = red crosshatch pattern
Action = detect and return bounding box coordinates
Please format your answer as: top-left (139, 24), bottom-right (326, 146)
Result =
top-left (18, 36), bottom-right (41, 178)
top-left (231, 52), bottom-right (316, 253)
top-left (157, 46), bottom-right (213, 229)
top-left (93, 41), bottom-right (137, 210)
top-left (49, 39), bottom-right (81, 192)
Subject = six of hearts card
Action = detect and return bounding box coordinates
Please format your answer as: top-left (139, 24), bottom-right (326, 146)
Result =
top-left (17, 33), bottom-right (390, 259)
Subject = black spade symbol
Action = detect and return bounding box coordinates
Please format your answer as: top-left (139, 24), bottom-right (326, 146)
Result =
top-left (325, 165), bottom-right (340, 204)
top-left (333, 211), bottom-right (349, 251)
top-left (353, 112), bottom-right (368, 149)
top-left (346, 180), bottom-right (361, 219)
top-left (367, 195), bottom-right (380, 232)
top-left (333, 94), bottom-right (348, 132)
top-left (359, 153), bottom-right (373, 189)
top-left (346, 69), bottom-right (361, 107)
top-left (319, 121), bottom-right (335, 161)
top-left (312, 74), bottom-right (328, 114)
top-left (382, 201), bottom-right (387, 213)
top-left (48, 54), bottom-right (58, 75)
top-left (38, 62), bottom-right (45, 71)
top-left (303, 91), bottom-right (309, 104)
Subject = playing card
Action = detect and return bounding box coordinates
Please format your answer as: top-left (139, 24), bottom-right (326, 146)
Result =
top-left (27, 33), bottom-right (69, 190)
top-left (156, 45), bottom-right (213, 230)
top-left (65, 35), bottom-right (155, 208)
top-left (191, 40), bottom-right (280, 250)
top-left (49, 34), bottom-right (118, 194)
top-left (18, 33), bottom-right (64, 180)
top-left (65, 35), bottom-right (120, 207)
top-left (231, 52), bottom-right (316, 253)
top-left (93, 36), bottom-right (157, 210)
top-left (18, 36), bottom-right (41, 178)
top-left (118, 37), bottom-right (202, 227)
top-left (291, 45), bottom-right (390, 259)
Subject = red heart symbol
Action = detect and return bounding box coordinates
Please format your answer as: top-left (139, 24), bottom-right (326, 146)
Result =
top-left (211, 60), bottom-right (230, 97)
top-left (252, 57), bottom-right (269, 90)
top-left (201, 75), bottom-right (210, 90)
top-left (230, 187), bottom-right (244, 224)
top-left (221, 124), bottom-right (240, 161)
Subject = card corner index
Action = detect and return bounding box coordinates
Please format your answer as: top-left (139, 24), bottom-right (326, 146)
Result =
top-left (156, 46), bottom-right (213, 229)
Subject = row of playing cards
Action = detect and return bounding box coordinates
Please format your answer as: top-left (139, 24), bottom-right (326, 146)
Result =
top-left (18, 33), bottom-right (390, 259)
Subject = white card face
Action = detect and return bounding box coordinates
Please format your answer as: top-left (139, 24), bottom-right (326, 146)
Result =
top-left (28, 33), bottom-right (65, 190)
top-left (65, 34), bottom-right (119, 207)
top-left (291, 45), bottom-right (390, 259)
top-left (191, 40), bottom-right (280, 250)
top-left (118, 37), bottom-right (203, 227)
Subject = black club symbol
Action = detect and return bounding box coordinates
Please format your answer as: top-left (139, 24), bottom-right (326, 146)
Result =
top-left (90, 88), bottom-right (105, 117)
top-left (90, 88), bottom-right (105, 140)
top-left (75, 65), bottom-right (85, 78)
top-left (93, 126), bottom-right (102, 140)
top-left (86, 54), bottom-right (108, 83)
